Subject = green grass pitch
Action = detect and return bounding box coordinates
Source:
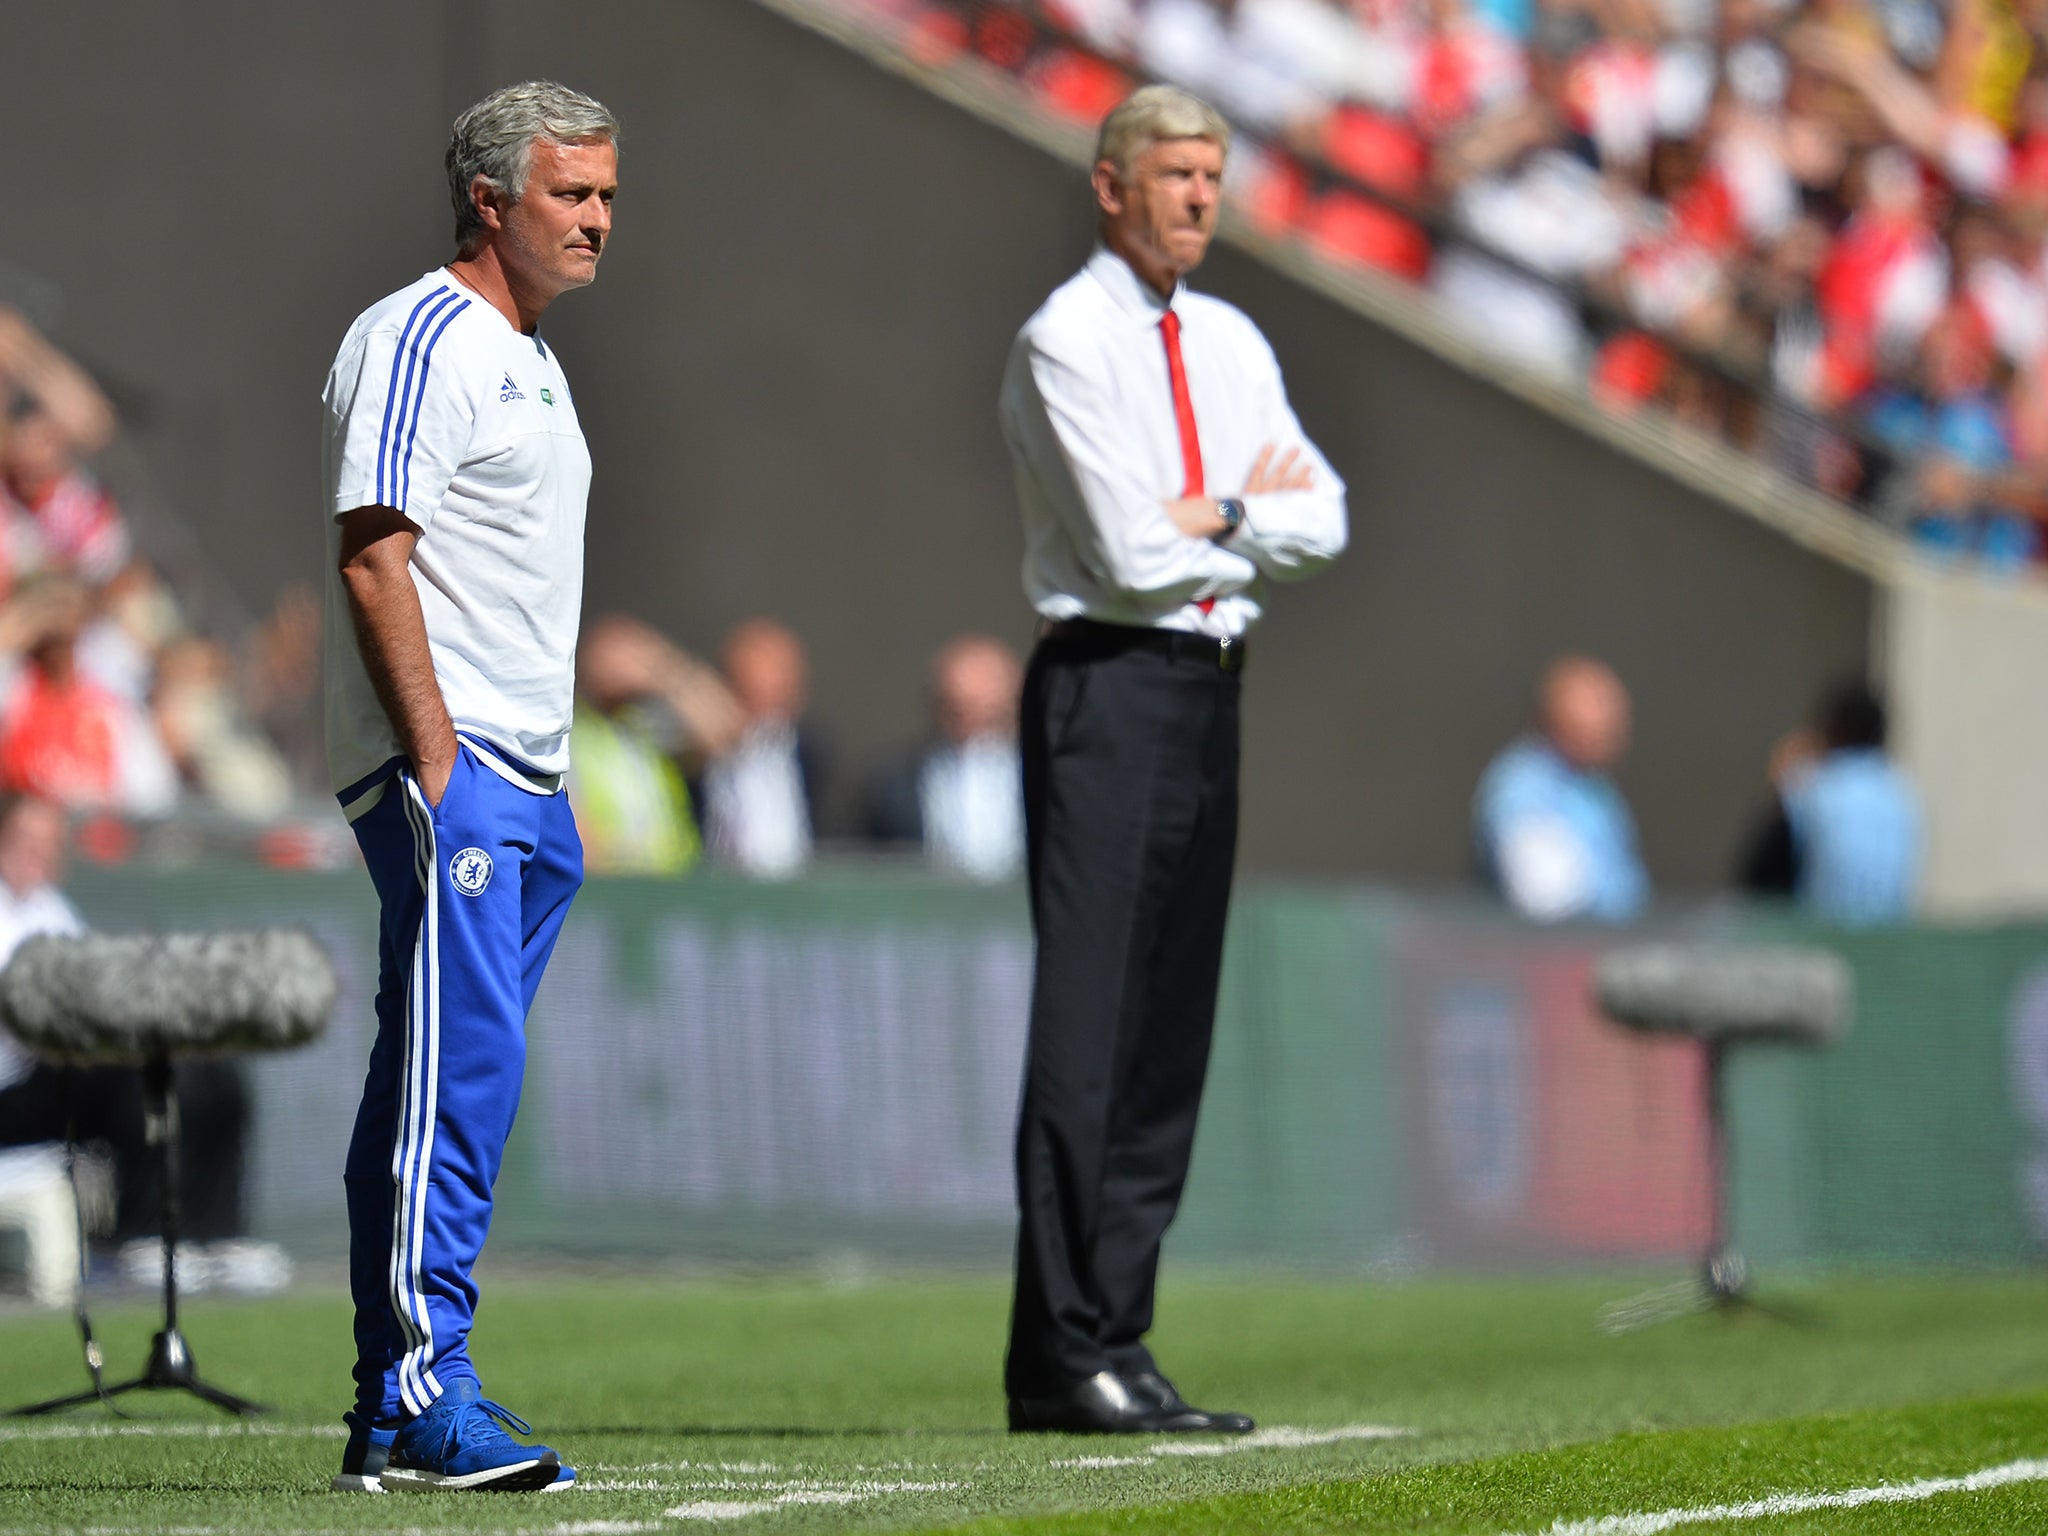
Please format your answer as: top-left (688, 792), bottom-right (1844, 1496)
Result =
top-left (4, 1270), bottom-right (2048, 1533)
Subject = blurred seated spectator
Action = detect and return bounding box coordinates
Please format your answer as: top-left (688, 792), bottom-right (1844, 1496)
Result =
top-left (1474, 654), bottom-right (1649, 922)
top-left (569, 612), bottom-right (742, 875)
top-left (0, 578), bottom-right (174, 816)
top-left (1868, 298), bottom-right (2039, 564)
top-left (865, 634), bottom-right (1027, 881)
top-left (1432, 14), bottom-right (1630, 374)
top-left (1740, 679), bottom-right (1920, 923)
top-left (75, 562), bottom-right (180, 711)
top-left (237, 579), bottom-right (326, 795)
top-left (0, 793), bottom-right (285, 1291)
top-left (701, 617), bottom-right (825, 879)
top-left (151, 634), bottom-right (295, 820)
top-left (0, 308), bottom-right (127, 591)
top-left (1, 403), bottom-right (131, 587)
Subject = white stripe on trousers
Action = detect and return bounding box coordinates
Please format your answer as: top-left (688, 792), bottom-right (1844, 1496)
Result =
top-left (393, 780), bottom-right (445, 1414)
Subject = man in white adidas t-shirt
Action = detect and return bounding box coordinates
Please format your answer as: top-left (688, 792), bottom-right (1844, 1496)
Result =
top-left (321, 80), bottom-right (618, 1496)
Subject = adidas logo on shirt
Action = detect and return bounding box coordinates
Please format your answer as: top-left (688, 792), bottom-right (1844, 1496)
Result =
top-left (500, 373), bottom-right (524, 402)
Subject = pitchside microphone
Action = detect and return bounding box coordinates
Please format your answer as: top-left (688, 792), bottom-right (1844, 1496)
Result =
top-left (1, 927), bottom-right (338, 1420)
top-left (1594, 943), bottom-right (1852, 1047)
top-left (1593, 941), bottom-right (1853, 1333)
top-left (0, 930), bottom-right (336, 1065)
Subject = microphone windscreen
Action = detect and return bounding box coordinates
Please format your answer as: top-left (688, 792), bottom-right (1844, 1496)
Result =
top-left (1594, 944), bottom-right (1852, 1045)
top-left (0, 929), bottom-right (338, 1064)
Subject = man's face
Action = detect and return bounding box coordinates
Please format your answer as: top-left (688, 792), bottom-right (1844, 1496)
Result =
top-left (0, 799), bottom-right (65, 896)
top-left (488, 137), bottom-right (617, 300)
top-left (1545, 665), bottom-right (1631, 772)
top-left (935, 644), bottom-right (1021, 745)
top-left (1096, 136), bottom-right (1224, 283)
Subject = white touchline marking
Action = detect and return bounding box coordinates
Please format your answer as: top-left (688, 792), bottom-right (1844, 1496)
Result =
top-left (666, 1503), bottom-right (779, 1521)
top-left (660, 1479), bottom-right (962, 1521)
top-left (1052, 1455), bottom-right (1154, 1468)
top-left (1149, 1424), bottom-right (1414, 1459)
top-left (577, 1479), bottom-right (671, 1492)
top-left (1509, 1457), bottom-right (2048, 1536)
top-left (0, 1421), bottom-right (346, 1442)
top-left (1050, 1424), bottom-right (1412, 1472)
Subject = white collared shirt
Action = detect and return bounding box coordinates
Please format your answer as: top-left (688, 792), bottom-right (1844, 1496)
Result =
top-left (919, 736), bottom-right (1025, 882)
top-left (0, 882), bottom-right (84, 1091)
top-left (703, 720), bottom-right (812, 879)
top-left (999, 246), bottom-right (1348, 638)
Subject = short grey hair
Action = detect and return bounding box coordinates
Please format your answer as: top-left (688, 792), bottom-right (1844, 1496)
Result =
top-left (447, 80), bottom-right (621, 251)
top-left (1095, 84), bottom-right (1230, 179)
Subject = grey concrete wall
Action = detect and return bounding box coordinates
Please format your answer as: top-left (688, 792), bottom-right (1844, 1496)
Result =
top-left (0, 0), bottom-right (1873, 889)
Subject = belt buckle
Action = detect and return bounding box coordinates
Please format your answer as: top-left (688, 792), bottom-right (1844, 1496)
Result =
top-left (1217, 635), bottom-right (1242, 672)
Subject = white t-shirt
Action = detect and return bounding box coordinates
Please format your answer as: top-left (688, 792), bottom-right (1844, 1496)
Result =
top-left (322, 269), bottom-right (590, 799)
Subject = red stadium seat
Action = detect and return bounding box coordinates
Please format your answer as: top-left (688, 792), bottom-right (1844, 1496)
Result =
top-left (1303, 188), bottom-right (1432, 282)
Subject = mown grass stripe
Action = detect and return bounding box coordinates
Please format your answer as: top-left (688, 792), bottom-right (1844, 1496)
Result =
top-left (1516, 1456), bottom-right (2048, 1536)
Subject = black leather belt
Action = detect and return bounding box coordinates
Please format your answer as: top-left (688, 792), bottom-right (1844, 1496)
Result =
top-left (1040, 618), bottom-right (1246, 673)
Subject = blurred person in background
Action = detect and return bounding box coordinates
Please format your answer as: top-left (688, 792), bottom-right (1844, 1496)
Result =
top-left (570, 612), bottom-right (742, 875)
top-left (151, 633), bottom-right (296, 820)
top-left (999, 85), bottom-right (1346, 1435)
top-left (239, 580), bottom-right (327, 795)
top-left (1432, 5), bottom-right (1634, 378)
top-left (1738, 679), bottom-right (1920, 922)
top-left (1867, 294), bottom-right (2038, 564)
top-left (1, 403), bottom-right (132, 587)
top-left (1474, 654), bottom-right (1648, 922)
top-left (0, 793), bottom-right (282, 1292)
top-left (700, 616), bottom-right (823, 879)
top-left (864, 633), bottom-right (1027, 881)
top-left (0, 576), bottom-right (175, 816)
top-left (0, 308), bottom-right (128, 591)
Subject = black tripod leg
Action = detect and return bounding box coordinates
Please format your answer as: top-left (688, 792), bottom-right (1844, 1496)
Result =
top-left (10, 1059), bottom-right (271, 1420)
top-left (9, 1376), bottom-right (145, 1417)
top-left (183, 1378), bottom-right (265, 1417)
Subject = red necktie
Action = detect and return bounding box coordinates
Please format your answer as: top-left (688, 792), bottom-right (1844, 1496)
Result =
top-left (1160, 310), bottom-right (1215, 614)
top-left (1160, 309), bottom-right (1203, 498)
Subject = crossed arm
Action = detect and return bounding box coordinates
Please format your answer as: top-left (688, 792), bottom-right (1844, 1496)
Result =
top-left (1162, 443), bottom-right (1319, 539)
top-left (336, 505), bottom-right (457, 807)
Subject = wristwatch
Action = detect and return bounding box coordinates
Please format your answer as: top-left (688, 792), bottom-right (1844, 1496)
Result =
top-left (1214, 498), bottom-right (1245, 541)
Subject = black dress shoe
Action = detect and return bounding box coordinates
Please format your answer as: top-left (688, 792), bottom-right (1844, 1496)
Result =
top-left (1123, 1370), bottom-right (1255, 1434)
top-left (1008, 1370), bottom-right (1168, 1433)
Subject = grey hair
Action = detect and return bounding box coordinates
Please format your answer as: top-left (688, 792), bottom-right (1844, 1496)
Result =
top-left (1095, 84), bottom-right (1230, 179)
top-left (447, 80), bottom-right (621, 251)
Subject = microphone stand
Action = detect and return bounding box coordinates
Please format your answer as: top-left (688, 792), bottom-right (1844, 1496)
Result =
top-left (9, 1054), bottom-right (263, 1417)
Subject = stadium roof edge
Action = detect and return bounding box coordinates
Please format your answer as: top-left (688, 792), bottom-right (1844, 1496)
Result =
top-left (749, 0), bottom-right (1956, 588)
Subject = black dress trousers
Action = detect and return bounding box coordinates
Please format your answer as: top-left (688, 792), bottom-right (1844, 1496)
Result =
top-left (1006, 621), bottom-right (1241, 1397)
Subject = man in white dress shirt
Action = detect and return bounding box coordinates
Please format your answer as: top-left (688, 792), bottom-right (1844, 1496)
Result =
top-left (998, 85), bottom-right (1347, 1434)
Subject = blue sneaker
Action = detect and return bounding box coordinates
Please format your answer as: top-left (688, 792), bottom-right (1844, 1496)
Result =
top-left (378, 1380), bottom-right (574, 1492)
top-left (330, 1411), bottom-right (398, 1493)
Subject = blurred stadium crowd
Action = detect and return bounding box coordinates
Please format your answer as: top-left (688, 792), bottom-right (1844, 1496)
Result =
top-left (0, 303), bottom-right (1028, 882)
top-left (847, 0), bottom-right (2048, 567)
top-left (0, 310), bottom-right (322, 842)
top-left (0, 301), bottom-right (1918, 913)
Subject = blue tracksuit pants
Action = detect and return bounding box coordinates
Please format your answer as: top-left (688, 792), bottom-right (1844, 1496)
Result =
top-left (341, 741), bottom-right (583, 1422)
